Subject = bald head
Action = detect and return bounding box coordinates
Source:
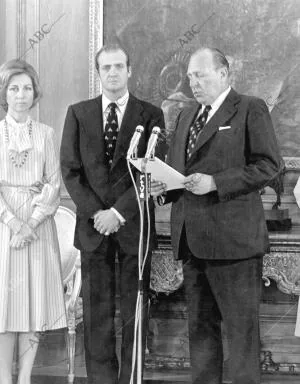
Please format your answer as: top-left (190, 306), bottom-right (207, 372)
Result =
top-left (187, 48), bottom-right (230, 105)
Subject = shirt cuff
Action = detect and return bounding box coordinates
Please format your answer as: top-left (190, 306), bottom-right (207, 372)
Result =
top-left (30, 210), bottom-right (45, 224)
top-left (27, 217), bottom-right (40, 229)
top-left (2, 210), bottom-right (16, 225)
top-left (110, 208), bottom-right (126, 224)
top-left (6, 217), bottom-right (23, 234)
top-left (157, 193), bottom-right (166, 206)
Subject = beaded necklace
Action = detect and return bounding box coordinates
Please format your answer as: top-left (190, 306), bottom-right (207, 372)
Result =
top-left (4, 118), bottom-right (33, 168)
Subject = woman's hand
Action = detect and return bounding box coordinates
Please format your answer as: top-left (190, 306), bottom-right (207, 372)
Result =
top-left (10, 233), bottom-right (30, 249)
top-left (7, 217), bottom-right (24, 234)
top-left (18, 223), bottom-right (38, 241)
top-left (10, 225), bottom-right (38, 248)
top-left (10, 223), bottom-right (38, 248)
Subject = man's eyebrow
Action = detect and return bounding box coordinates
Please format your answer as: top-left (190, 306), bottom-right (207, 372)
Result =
top-left (101, 62), bottom-right (125, 66)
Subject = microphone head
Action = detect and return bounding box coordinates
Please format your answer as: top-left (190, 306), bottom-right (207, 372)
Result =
top-left (136, 125), bottom-right (144, 133)
top-left (152, 126), bottom-right (161, 134)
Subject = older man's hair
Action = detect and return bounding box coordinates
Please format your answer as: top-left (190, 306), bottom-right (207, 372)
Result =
top-left (95, 43), bottom-right (130, 73)
top-left (192, 47), bottom-right (230, 71)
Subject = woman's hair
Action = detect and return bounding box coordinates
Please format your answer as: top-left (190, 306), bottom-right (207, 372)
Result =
top-left (0, 59), bottom-right (42, 111)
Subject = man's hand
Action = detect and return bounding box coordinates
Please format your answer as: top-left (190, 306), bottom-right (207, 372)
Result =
top-left (150, 179), bottom-right (167, 197)
top-left (93, 209), bottom-right (121, 235)
top-left (184, 173), bottom-right (217, 195)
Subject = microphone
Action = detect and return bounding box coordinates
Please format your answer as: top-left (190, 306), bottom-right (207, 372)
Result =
top-left (144, 126), bottom-right (161, 160)
top-left (127, 125), bottom-right (144, 159)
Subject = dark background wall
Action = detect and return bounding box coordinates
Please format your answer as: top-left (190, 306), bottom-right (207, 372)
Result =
top-left (103, 0), bottom-right (300, 155)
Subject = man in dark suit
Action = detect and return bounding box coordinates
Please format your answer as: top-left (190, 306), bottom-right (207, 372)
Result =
top-left (151, 47), bottom-right (282, 384)
top-left (61, 44), bottom-right (165, 384)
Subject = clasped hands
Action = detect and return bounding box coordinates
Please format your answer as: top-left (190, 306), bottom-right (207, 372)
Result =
top-left (151, 173), bottom-right (216, 197)
top-left (93, 209), bottom-right (122, 236)
top-left (10, 218), bottom-right (39, 249)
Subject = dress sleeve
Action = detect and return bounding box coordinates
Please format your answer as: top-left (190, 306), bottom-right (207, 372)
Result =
top-left (0, 193), bottom-right (17, 224)
top-left (30, 127), bottom-right (61, 225)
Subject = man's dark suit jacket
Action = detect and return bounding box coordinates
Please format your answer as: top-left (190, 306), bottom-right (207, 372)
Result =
top-left (60, 93), bottom-right (165, 254)
top-left (167, 88), bottom-right (282, 261)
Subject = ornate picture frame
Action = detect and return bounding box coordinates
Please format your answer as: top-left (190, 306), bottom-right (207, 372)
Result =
top-left (89, 0), bottom-right (103, 99)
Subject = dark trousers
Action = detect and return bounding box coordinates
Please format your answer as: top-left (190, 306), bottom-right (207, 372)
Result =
top-left (182, 239), bottom-right (262, 384)
top-left (81, 236), bottom-right (151, 384)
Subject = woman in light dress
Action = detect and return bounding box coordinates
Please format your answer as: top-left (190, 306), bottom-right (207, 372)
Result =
top-left (0, 59), bottom-right (66, 384)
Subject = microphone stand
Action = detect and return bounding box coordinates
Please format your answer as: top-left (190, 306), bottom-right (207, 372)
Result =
top-left (134, 152), bottom-right (153, 384)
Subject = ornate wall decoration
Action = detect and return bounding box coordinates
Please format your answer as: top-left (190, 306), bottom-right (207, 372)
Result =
top-left (150, 248), bottom-right (184, 294)
top-left (263, 246), bottom-right (300, 295)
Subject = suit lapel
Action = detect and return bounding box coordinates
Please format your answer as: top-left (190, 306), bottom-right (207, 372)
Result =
top-left (79, 95), bottom-right (111, 201)
top-left (187, 89), bottom-right (241, 164)
top-left (82, 95), bottom-right (107, 164)
top-left (111, 94), bottom-right (144, 169)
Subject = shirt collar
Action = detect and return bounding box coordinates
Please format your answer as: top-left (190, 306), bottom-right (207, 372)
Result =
top-left (102, 90), bottom-right (130, 113)
top-left (5, 113), bottom-right (33, 154)
top-left (209, 86), bottom-right (231, 114)
top-left (6, 113), bottom-right (31, 129)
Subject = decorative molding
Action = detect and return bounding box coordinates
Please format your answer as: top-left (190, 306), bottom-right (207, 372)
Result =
top-left (34, 0), bottom-right (40, 121)
top-left (150, 249), bottom-right (183, 293)
top-left (16, 0), bottom-right (40, 120)
top-left (261, 350), bottom-right (300, 374)
top-left (89, 0), bottom-right (103, 99)
top-left (17, 0), bottom-right (26, 58)
top-left (151, 237), bottom-right (300, 296)
top-left (145, 355), bottom-right (190, 370)
top-left (145, 351), bottom-right (300, 374)
top-left (263, 251), bottom-right (300, 295)
top-left (146, 351), bottom-right (300, 374)
top-left (284, 157), bottom-right (300, 171)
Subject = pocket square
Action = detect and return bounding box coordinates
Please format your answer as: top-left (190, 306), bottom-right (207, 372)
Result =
top-left (219, 125), bottom-right (231, 131)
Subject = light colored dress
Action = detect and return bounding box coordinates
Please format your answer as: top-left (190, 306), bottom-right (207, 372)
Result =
top-left (0, 114), bottom-right (67, 332)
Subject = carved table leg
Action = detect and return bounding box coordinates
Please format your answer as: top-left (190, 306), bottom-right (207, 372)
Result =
top-left (67, 310), bottom-right (76, 384)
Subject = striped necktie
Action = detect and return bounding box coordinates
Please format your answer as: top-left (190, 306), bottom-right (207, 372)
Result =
top-left (104, 102), bottom-right (118, 166)
top-left (186, 105), bottom-right (211, 160)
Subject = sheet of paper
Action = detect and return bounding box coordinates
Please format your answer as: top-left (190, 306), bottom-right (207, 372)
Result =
top-left (129, 157), bottom-right (185, 191)
top-left (294, 176), bottom-right (300, 208)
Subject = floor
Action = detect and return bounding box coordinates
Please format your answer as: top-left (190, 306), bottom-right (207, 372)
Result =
top-left (17, 320), bottom-right (299, 384)
top-left (16, 374), bottom-right (300, 384)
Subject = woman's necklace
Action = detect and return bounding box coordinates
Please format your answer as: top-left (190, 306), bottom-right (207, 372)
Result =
top-left (4, 118), bottom-right (33, 168)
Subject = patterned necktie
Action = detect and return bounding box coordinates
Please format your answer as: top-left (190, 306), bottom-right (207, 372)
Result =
top-left (104, 102), bottom-right (118, 166)
top-left (186, 105), bottom-right (211, 160)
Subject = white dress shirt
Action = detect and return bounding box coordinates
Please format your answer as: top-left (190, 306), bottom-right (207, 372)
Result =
top-left (197, 86), bottom-right (231, 122)
top-left (102, 91), bottom-right (129, 130)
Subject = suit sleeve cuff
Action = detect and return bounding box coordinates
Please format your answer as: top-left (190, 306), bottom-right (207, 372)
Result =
top-left (157, 193), bottom-right (167, 206)
top-left (110, 208), bottom-right (126, 224)
top-left (213, 172), bottom-right (233, 201)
